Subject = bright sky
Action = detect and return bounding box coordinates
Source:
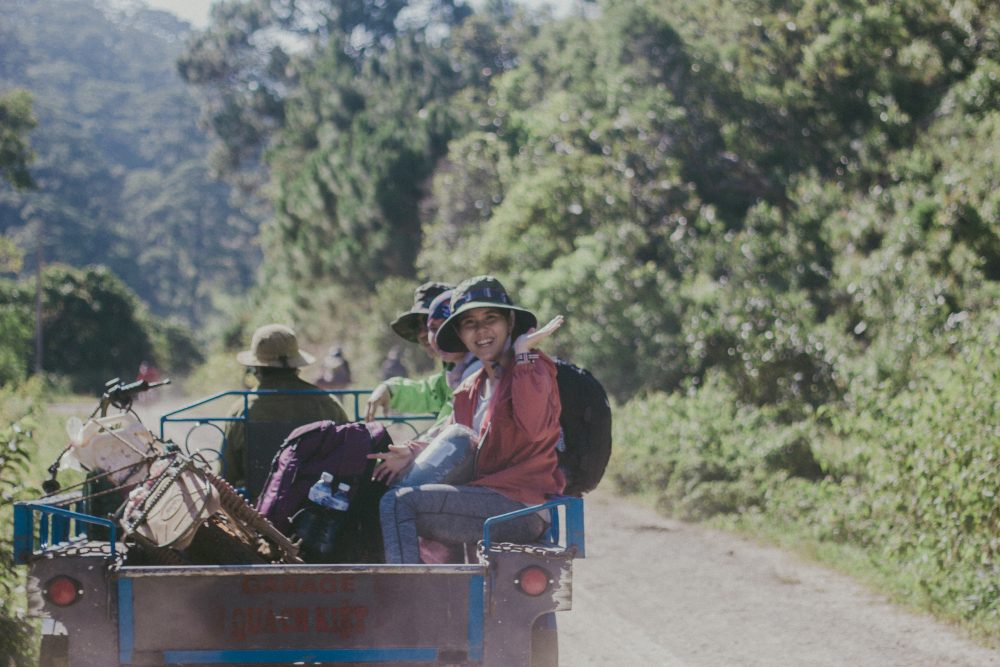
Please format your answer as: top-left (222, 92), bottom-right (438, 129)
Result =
top-left (142, 0), bottom-right (212, 27)
top-left (141, 0), bottom-right (578, 29)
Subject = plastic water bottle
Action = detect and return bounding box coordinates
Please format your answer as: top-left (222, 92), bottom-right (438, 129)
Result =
top-left (292, 474), bottom-right (351, 562)
top-left (309, 473), bottom-right (350, 511)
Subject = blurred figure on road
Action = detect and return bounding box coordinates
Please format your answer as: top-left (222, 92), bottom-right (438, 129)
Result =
top-left (380, 345), bottom-right (408, 381)
top-left (316, 344), bottom-right (352, 390)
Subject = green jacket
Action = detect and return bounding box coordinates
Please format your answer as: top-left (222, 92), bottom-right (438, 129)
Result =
top-left (222, 372), bottom-right (349, 485)
top-left (386, 368), bottom-right (453, 426)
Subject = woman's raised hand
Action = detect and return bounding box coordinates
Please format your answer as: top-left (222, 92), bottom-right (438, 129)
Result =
top-left (514, 314), bottom-right (564, 354)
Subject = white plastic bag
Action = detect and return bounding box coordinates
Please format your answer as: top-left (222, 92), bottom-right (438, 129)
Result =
top-left (65, 413), bottom-right (162, 486)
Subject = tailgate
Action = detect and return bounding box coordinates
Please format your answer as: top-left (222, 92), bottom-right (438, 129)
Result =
top-left (118, 564), bottom-right (485, 665)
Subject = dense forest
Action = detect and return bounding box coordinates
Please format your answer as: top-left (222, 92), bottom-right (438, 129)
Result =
top-left (0, 0), bottom-right (998, 660)
top-left (0, 0), bottom-right (261, 325)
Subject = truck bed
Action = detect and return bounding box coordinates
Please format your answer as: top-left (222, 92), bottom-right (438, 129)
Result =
top-left (120, 563), bottom-right (487, 665)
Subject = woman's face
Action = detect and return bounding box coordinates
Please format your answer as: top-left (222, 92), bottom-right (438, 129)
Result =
top-left (428, 317), bottom-right (467, 363)
top-left (457, 307), bottom-right (513, 363)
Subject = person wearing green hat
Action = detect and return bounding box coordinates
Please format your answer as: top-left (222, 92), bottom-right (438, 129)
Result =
top-left (377, 276), bottom-right (566, 563)
top-left (221, 324), bottom-right (349, 489)
top-left (390, 281), bottom-right (453, 357)
top-left (365, 281), bottom-right (458, 423)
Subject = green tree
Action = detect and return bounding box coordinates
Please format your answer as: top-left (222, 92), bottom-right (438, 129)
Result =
top-left (1, 0), bottom-right (259, 323)
top-left (0, 90), bottom-right (35, 190)
top-left (263, 27), bottom-right (469, 287)
top-left (0, 279), bottom-right (31, 386)
top-left (0, 265), bottom-right (202, 391)
top-left (178, 0), bottom-right (472, 181)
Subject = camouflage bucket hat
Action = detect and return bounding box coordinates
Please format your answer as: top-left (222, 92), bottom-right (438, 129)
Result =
top-left (390, 281), bottom-right (453, 343)
top-left (435, 275), bottom-right (537, 353)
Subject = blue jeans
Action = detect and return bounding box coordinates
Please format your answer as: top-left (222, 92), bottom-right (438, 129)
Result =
top-left (379, 484), bottom-right (547, 564)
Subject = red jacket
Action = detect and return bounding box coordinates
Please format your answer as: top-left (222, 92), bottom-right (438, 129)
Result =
top-left (452, 351), bottom-right (565, 504)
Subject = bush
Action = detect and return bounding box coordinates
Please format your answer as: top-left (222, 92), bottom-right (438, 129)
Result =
top-left (0, 379), bottom-right (45, 667)
top-left (611, 374), bottom-right (828, 519)
top-left (849, 309), bottom-right (1000, 622)
top-left (0, 265), bottom-right (203, 393)
top-left (0, 281), bottom-right (31, 386)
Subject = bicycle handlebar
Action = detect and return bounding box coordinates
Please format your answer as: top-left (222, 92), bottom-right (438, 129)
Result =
top-left (103, 378), bottom-right (171, 402)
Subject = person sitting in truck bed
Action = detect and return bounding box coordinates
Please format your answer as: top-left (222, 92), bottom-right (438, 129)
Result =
top-left (365, 281), bottom-right (454, 422)
top-left (221, 323), bottom-right (349, 488)
top-left (365, 288), bottom-right (481, 483)
top-left (376, 275), bottom-right (565, 563)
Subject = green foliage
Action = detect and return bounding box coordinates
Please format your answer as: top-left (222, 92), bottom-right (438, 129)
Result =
top-left (0, 379), bottom-right (45, 667)
top-left (0, 280), bottom-right (32, 386)
top-left (35, 265), bottom-right (159, 392)
top-left (179, 0), bottom-right (472, 180)
top-left (1, 0), bottom-right (260, 323)
top-left (0, 265), bottom-right (202, 391)
top-left (611, 374), bottom-right (824, 520)
top-left (0, 234), bottom-right (24, 274)
top-left (850, 311), bottom-right (1000, 622)
top-left (264, 32), bottom-right (467, 288)
top-left (0, 89), bottom-right (36, 190)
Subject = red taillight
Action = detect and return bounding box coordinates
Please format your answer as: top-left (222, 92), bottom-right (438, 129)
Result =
top-left (515, 566), bottom-right (551, 596)
top-left (44, 576), bottom-right (82, 607)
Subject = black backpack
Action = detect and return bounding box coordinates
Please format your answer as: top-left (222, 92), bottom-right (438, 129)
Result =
top-left (554, 359), bottom-right (613, 496)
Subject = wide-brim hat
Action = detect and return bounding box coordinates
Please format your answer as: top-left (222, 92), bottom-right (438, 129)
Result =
top-left (390, 281), bottom-right (453, 343)
top-left (435, 275), bottom-right (537, 353)
top-left (236, 324), bottom-right (315, 368)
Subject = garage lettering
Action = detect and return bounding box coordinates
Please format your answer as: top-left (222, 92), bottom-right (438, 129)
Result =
top-left (240, 575), bottom-right (356, 595)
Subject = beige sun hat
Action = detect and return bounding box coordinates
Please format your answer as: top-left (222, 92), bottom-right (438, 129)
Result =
top-left (236, 324), bottom-right (316, 368)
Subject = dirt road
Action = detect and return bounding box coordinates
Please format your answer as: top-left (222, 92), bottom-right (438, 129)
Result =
top-left (558, 490), bottom-right (999, 666)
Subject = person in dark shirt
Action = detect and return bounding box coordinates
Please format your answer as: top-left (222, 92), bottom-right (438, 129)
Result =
top-left (221, 324), bottom-right (349, 487)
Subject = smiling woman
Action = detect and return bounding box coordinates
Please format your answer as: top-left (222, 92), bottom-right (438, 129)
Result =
top-left (375, 275), bottom-right (567, 564)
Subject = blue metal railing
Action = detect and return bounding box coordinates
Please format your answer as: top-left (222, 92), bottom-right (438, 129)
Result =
top-left (482, 495), bottom-right (586, 557)
top-left (13, 499), bottom-right (118, 565)
top-left (159, 389), bottom-right (436, 442)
